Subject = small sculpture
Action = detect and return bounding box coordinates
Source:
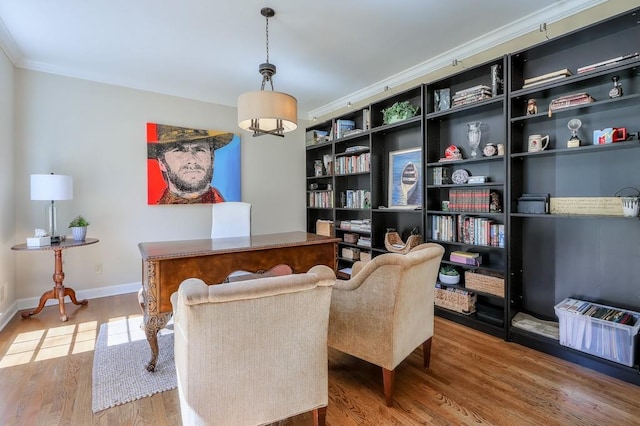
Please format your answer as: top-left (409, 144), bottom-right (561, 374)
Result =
top-left (490, 191), bottom-right (502, 213)
top-left (527, 99), bottom-right (538, 115)
top-left (444, 145), bottom-right (462, 160)
top-left (609, 76), bottom-right (623, 98)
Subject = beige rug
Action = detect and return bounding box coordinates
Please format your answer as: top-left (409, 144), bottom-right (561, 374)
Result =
top-left (92, 317), bottom-right (175, 413)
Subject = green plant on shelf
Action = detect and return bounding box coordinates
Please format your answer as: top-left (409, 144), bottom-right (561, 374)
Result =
top-left (439, 265), bottom-right (459, 276)
top-left (68, 215), bottom-right (90, 228)
top-left (382, 101), bottom-right (419, 125)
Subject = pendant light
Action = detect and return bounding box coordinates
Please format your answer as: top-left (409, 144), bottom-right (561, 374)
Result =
top-left (237, 7), bottom-right (297, 137)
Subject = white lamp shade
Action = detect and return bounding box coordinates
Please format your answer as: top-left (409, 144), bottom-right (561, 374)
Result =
top-left (237, 90), bottom-right (298, 132)
top-left (30, 174), bottom-right (73, 201)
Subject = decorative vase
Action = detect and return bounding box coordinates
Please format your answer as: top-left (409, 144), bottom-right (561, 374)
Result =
top-left (467, 121), bottom-right (482, 158)
top-left (71, 226), bottom-right (87, 241)
top-left (439, 273), bottom-right (460, 285)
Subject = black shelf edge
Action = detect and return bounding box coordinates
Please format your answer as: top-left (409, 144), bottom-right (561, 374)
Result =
top-left (428, 239), bottom-right (505, 250)
top-left (511, 140), bottom-right (640, 158)
top-left (370, 115), bottom-right (421, 133)
top-left (307, 174), bottom-right (333, 180)
top-left (335, 228), bottom-right (371, 235)
top-left (425, 95), bottom-right (505, 119)
top-left (335, 148), bottom-right (370, 157)
top-left (334, 171), bottom-right (370, 177)
top-left (306, 140), bottom-right (333, 151)
top-left (510, 213), bottom-right (638, 220)
top-left (510, 93), bottom-right (640, 123)
top-left (426, 156), bottom-right (505, 167)
top-left (426, 210), bottom-right (504, 218)
top-left (427, 182), bottom-right (505, 189)
top-left (440, 259), bottom-right (505, 273)
top-left (372, 208), bottom-right (423, 213)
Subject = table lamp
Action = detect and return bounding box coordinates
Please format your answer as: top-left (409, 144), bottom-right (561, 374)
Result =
top-left (30, 173), bottom-right (73, 243)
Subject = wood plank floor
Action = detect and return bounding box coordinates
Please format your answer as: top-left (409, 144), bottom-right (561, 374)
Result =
top-left (1, 293), bottom-right (639, 425)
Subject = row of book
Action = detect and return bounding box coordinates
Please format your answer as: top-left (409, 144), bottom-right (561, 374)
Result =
top-left (337, 219), bottom-right (371, 233)
top-left (341, 189), bottom-right (371, 209)
top-left (452, 85), bottom-right (492, 107)
top-left (431, 214), bottom-right (504, 247)
top-left (448, 188), bottom-right (498, 213)
top-left (556, 298), bottom-right (638, 326)
top-left (308, 190), bottom-right (333, 209)
top-left (334, 152), bottom-right (370, 175)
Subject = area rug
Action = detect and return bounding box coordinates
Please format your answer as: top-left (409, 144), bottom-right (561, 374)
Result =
top-left (92, 316), bottom-right (176, 413)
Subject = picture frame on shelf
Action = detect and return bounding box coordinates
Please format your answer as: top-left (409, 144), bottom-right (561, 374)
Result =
top-left (434, 88), bottom-right (451, 112)
top-left (388, 147), bottom-right (422, 209)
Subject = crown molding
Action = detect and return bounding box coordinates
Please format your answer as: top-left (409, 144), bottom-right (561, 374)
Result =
top-left (307, 0), bottom-right (606, 119)
top-left (0, 15), bottom-right (22, 64)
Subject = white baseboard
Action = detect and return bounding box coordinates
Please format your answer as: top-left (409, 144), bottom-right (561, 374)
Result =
top-left (0, 282), bottom-right (141, 332)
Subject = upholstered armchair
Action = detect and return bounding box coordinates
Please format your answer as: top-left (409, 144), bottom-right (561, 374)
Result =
top-left (171, 265), bottom-right (335, 426)
top-left (327, 243), bottom-right (445, 406)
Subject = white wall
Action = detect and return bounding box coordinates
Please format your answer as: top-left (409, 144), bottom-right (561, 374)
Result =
top-left (12, 70), bottom-right (308, 304)
top-left (0, 47), bottom-right (16, 326)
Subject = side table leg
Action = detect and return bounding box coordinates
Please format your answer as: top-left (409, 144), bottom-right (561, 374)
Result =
top-left (64, 287), bottom-right (88, 306)
top-left (56, 285), bottom-right (68, 322)
top-left (143, 312), bottom-right (171, 372)
top-left (21, 289), bottom-right (56, 319)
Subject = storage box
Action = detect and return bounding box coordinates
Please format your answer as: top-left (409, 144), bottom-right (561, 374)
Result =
top-left (341, 247), bottom-right (360, 260)
top-left (555, 298), bottom-right (640, 367)
top-left (343, 233), bottom-right (359, 243)
top-left (435, 284), bottom-right (476, 314)
top-left (465, 270), bottom-right (504, 297)
top-left (315, 220), bottom-right (334, 237)
top-left (360, 251), bottom-right (371, 262)
top-left (27, 236), bottom-right (51, 247)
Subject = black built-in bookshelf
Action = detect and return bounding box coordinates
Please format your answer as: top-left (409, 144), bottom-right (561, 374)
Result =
top-left (306, 6), bottom-right (640, 385)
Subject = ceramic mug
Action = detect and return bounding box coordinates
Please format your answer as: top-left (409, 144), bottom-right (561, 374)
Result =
top-left (528, 134), bottom-right (549, 152)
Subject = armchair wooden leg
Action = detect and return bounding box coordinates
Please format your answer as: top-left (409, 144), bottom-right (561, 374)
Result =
top-left (423, 337), bottom-right (432, 369)
top-left (313, 406), bottom-right (327, 426)
top-left (382, 368), bottom-right (395, 407)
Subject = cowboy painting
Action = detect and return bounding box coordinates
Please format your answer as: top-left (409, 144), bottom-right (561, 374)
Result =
top-left (146, 123), bottom-right (241, 204)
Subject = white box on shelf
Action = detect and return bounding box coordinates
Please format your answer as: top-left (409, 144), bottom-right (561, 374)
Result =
top-left (554, 298), bottom-right (640, 367)
top-left (26, 236), bottom-right (51, 247)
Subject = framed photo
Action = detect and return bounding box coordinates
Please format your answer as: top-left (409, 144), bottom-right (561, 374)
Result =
top-left (388, 147), bottom-right (422, 209)
top-left (434, 88), bottom-right (450, 112)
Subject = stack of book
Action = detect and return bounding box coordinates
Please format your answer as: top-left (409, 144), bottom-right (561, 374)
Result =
top-left (577, 52), bottom-right (639, 74)
top-left (522, 68), bottom-right (572, 88)
top-left (557, 298), bottom-right (637, 326)
top-left (451, 85), bottom-right (492, 107)
top-left (357, 236), bottom-right (371, 247)
top-left (449, 251), bottom-right (482, 266)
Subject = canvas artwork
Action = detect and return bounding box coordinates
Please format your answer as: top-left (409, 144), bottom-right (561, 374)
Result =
top-left (388, 147), bottom-right (422, 208)
top-left (146, 123), bottom-right (241, 205)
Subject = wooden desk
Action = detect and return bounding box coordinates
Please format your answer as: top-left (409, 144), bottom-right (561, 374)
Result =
top-left (138, 231), bottom-right (339, 371)
top-left (12, 238), bottom-right (99, 322)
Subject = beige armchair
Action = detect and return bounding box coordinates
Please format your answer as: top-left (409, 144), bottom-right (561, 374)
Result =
top-left (328, 243), bottom-right (445, 406)
top-left (171, 265), bottom-right (336, 426)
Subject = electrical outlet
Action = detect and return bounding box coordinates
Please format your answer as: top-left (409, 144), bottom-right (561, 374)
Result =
top-left (95, 263), bottom-right (103, 274)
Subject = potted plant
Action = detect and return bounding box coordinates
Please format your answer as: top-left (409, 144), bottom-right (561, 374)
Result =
top-left (382, 101), bottom-right (419, 125)
top-left (68, 215), bottom-right (89, 241)
top-left (439, 265), bottom-right (460, 285)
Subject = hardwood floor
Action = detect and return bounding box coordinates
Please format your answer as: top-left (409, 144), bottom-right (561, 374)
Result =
top-left (1, 293), bottom-right (639, 425)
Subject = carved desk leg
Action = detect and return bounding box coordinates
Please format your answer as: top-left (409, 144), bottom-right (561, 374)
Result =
top-left (143, 311), bottom-right (171, 372)
top-left (141, 260), bottom-right (172, 372)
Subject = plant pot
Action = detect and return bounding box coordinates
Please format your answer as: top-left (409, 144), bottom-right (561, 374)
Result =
top-left (439, 273), bottom-right (460, 285)
top-left (71, 226), bottom-right (87, 241)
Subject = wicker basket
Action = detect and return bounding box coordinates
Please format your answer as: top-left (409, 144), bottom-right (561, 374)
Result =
top-left (343, 233), bottom-right (359, 243)
top-left (465, 270), bottom-right (505, 297)
top-left (435, 285), bottom-right (476, 314)
top-left (384, 231), bottom-right (422, 254)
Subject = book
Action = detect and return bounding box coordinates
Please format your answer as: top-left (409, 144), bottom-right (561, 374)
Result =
top-left (524, 68), bottom-right (572, 85)
top-left (449, 254), bottom-right (481, 266)
top-left (522, 74), bottom-right (570, 88)
top-left (577, 52), bottom-right (639, 74)
top-left (451, 250), bottom-right (479, 258)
